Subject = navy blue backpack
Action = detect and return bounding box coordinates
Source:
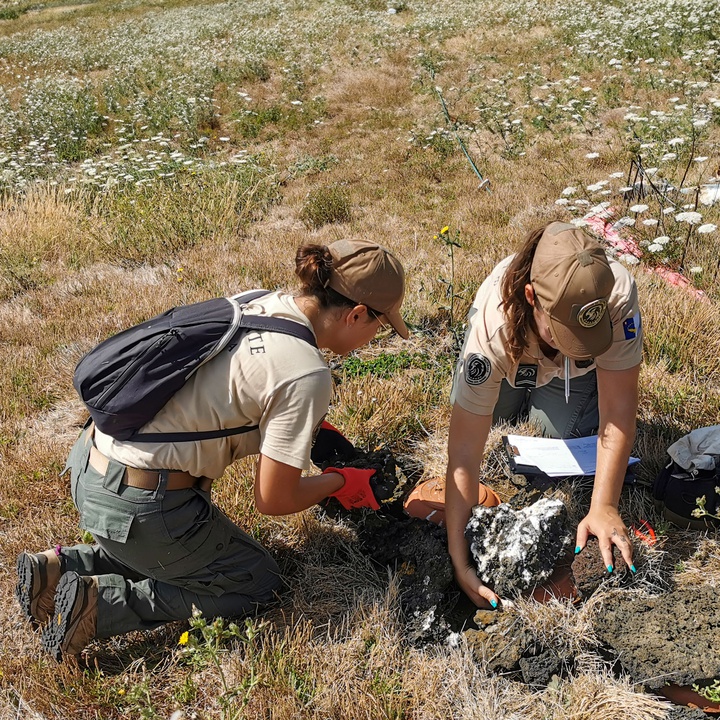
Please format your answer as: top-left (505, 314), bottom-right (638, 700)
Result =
top-left (73, 290), bottom-right (316, 443)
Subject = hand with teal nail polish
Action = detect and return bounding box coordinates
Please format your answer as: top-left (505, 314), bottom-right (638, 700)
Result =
top-left (630, 564), bottom-right (637, 573)
top-left (574, 545), bottom-right (582, 555)
top-left (490, 599), bottom-right (498, 609)
top-left (575, 504), bottom-right (635, 577)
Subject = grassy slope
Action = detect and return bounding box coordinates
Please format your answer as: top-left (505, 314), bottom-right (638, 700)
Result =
top-left (0, 0), bottom-right (719, 716)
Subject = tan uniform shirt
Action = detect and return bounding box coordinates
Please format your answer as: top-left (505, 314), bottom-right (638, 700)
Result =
top-left (452, 254), bottom-right (643, 416)
top-left (95, 292), bottom-right (331, 478)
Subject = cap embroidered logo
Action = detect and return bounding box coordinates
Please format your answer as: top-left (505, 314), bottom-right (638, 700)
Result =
top-left (576, 299), bottom-right (607, 328)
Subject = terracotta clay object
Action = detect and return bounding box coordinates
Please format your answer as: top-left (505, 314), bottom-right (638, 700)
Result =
top-left (658, 684), bottom-right (720, 714)
top-left (531, 558), bottom-right (578, 603)
top-left (404, 477), bottom-right (500, 526)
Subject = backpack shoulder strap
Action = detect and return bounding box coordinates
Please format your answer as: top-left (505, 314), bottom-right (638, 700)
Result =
top-left (237, 314), bottom-right (317, 348)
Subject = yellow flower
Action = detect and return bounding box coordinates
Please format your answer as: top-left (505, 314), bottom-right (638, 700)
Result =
top-left (179, 631), bottom-right (189, 645)
top-left (117, 688), bottom-right (126, 696)
top-left (440, 226), bottom-right (449, 234)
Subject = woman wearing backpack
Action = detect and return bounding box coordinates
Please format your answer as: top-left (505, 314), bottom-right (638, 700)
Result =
top-left (17, 238), bottom-right (408, 660)
top-left (446, 221), bottom-right (642, 609)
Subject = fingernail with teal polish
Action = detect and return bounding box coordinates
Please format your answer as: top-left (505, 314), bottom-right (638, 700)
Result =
top-left (490, 599), bottom-right (498, 609)
top-left (574, 545), bottom-right (582, 555)
top-left (630, 565), bottom-right (637, 574)
top-left (607, 564), bottom-right (614, 573)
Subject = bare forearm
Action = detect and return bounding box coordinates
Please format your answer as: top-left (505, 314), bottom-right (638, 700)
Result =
top-left (445, 466), bottom-right (478, 571)
top-left (445, 407), bottom-right (493, 569)
top-left (592, 364), bottom-right (640, 510)
top-left (255, 454), bottom-right (344, 515)
top-left (591, 421), bottom-right (636, 509)
top-left (445, 406), bottom-right (498, 607)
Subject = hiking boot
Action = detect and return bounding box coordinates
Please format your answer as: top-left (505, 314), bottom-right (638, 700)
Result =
top-left (41, 572), bottom-right (98, 660)
top-left (16, 548), bottom-right (64, 627)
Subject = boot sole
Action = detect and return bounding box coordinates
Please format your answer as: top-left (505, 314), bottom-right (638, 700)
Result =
top-left (16, 552), bottom-right (42, 627)
top-left (41, 572), bottom-right (81, 661)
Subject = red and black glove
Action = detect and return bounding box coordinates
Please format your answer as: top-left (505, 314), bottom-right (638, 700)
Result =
top-left (311, 421), bottom-right (357, 465)
top-left (324, 466), bottom-right (380, 510)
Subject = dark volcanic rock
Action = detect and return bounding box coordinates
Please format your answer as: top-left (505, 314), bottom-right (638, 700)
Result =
top-left (593, 585), bottom-right (720, 689)
top-left (465, 498), bottom-right (573, 597)
top-left (664, 708), bottom-right (709, 720)
top-left (465, 609), bottom-right (534, 675)
top-left (519, 647), bottom-right (562, 687)
top-left (465, 609), bottom-right (562, 685)
top-left (571, 537), bottom-right (630, 598)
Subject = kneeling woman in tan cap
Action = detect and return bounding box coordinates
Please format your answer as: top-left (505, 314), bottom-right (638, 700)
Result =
top-left (446, 222), bottom-right (642, 609)
top-left (17, 239), bottom-right (408, 660)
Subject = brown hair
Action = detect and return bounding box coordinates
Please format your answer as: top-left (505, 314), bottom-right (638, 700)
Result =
top-left (500, 226), bottom-right (545, 364)
top-left (295, 243), bottom-right (380, 318)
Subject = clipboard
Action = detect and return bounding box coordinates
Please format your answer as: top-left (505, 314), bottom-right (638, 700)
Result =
top-left (502, 436), bottom-right (551, 478)
top-left (502, 434), bottom-right (640, 480)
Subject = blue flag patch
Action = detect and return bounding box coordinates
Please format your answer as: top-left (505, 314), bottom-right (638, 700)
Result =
top-left (623, 315), bottom-right (639, 340)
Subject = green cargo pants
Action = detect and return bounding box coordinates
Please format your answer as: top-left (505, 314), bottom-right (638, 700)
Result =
top-left (61, 425), bottom-right (281, 639)
top-left (493, 370), bottom-right (599, 439)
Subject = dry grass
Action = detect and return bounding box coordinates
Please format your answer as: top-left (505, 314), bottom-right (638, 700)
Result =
top-left (1, 0), bottom-right (719, 716)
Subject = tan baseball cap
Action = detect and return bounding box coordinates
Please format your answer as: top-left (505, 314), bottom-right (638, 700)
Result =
top-left (327, 239), bottom-right (409, 339)
top-left (530, 222), bottom-right (614, 359)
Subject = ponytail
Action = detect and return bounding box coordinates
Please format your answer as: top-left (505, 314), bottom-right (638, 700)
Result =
top-left (500, 226), bottom-right (545, 364)
top-left (295, 244), bottom-right (356, 309)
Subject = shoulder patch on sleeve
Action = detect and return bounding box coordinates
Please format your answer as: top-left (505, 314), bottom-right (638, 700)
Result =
top-left (465, 354), bottom-right (492, 386)
top-left (623, 313), bottom-right (641, 340)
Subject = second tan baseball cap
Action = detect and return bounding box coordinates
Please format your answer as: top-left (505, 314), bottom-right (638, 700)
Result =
top-left (327, 239), bottom-right (409, 339)
top-left (531, 222), bottom-right (614, 359)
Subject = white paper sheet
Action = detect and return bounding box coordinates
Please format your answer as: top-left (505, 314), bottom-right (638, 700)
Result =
top-left (505, 434), bottom-right (640, 478)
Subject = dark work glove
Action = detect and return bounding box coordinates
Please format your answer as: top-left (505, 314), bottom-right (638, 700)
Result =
top-left (324, 466), bottom-right (380, 510)
top-left (311, 421), bottom-right (357, 465)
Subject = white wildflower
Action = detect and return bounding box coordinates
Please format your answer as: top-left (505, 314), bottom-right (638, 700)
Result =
top-left (648, 243), bottom-right (663, 253)
top-left (697, 223), bottom-right (717, 234)
top-left (642, 219), bottom-right (658, 226)
top-left (613, 217), bottom-right (635, 228)
top-left (689, 266), bottom-right (703, 274)
top-left (675, 212), bottom-right (703, 224)
top-left (619, 253), bottom-right (640, 265)
top-left (629, 204), bottom-right (648, 213)
top-left (585, 152), bottom-right (600, 159)
top-left (562, 186), bottom-right (577, 195)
